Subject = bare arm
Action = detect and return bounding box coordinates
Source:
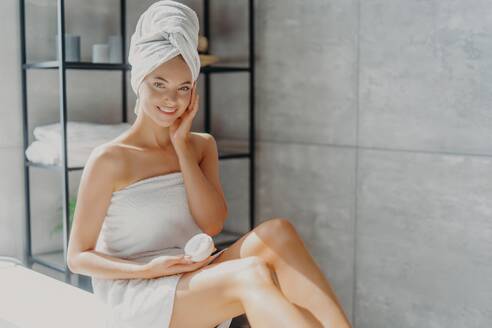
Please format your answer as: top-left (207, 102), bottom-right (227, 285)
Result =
top-left (176, 133), bottom-right (228, 236)
top-left (68, 250), bottom-right (149, 279)
top-left (66, 145), bottom-right (149, 279)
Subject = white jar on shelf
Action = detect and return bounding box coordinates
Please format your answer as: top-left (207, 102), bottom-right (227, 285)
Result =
top-left (92, 43), bottom-right (110, 63)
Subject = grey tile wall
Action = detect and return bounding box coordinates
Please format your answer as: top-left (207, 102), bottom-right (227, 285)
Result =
top-left (359, 0), bottom-right (492, 155)
top-left (356, 149), bottom-right (492, 327)
top-left (255, 0), bottom-right (359, 146)
top-left (1, 0), bottom-right (22, 148)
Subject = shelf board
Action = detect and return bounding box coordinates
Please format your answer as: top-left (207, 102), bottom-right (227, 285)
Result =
top-left (26, 161), bottom-right (84, 171)
top-left (26, 138), bottom-right (250, 171)
top-left (24, 61), bottom-right (128, 70)
top-left (30, 230), bottom-right (243, 274)
top-left (23, 61), bottom-right (250, 73)
top-left (202, 65), bottom-right (250, 73)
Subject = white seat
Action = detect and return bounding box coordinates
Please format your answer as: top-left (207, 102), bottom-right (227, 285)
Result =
top-left (0, 259), bottom-right (110, 328)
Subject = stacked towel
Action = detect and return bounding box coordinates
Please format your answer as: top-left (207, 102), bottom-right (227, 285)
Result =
top-left (25, 121), bottom-right (131, 167)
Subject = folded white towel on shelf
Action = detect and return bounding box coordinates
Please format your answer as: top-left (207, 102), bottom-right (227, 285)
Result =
top-left (25, 140), bottom-right (96, 167)
top-left (33, 121), bottom-right (131, 146)
top-left (25, 140), bottom-right (59, 166)
top-left (25, 121), bottom-right (132, 167)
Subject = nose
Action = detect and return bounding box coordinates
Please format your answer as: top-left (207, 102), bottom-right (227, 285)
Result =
top-left (160, 90), bottom-right (178, 106)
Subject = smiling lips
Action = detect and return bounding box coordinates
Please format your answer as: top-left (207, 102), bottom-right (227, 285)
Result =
top-left (157, 106), bottom-right (177, 114)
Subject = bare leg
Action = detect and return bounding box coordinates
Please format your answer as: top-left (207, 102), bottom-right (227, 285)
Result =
top-left (212, 218), bottom-right (352, 328)
top-left (263, 221), bottom-right (351, 327)
top-left (169, 256), bottom-right (315, 328)
top-left (237, 258), bottom-right (316, 327)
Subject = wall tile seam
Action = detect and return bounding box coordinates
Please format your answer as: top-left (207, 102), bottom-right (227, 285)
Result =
top-left (353, 0), bottom-right (362, 326)
top-left (255, 139), bottom-right (492, 160)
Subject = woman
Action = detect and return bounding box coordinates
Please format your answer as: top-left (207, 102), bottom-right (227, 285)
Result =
top-left (67, 1), bottom-right (351, 327)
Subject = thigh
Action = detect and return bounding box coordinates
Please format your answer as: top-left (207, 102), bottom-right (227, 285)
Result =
top-left (170, 222), bottom-right (283, 328)
top-left (211, 229), bottom-right (267, 265)
top-left (169, 257), bottom-right (256, 328)
top-left (211, 218), bottom-right (292, 267)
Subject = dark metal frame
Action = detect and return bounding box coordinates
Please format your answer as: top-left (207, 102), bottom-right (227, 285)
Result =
top-left (19, 0), bottom-right (255, 283)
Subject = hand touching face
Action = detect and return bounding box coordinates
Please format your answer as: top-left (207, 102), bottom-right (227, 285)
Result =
top-left (169, 84), bottom-right (199, 147)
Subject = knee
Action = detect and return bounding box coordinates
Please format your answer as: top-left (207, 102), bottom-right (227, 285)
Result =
top-left (236, 256), bottom-right (276, 288)
top-left (257, 217), bottom-right (301, 245)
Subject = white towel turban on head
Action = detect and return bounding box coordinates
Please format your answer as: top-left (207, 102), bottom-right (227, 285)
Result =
top-left (128, 0), bottom-right (201, 114)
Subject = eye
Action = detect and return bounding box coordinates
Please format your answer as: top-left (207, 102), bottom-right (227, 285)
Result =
top-left (153, 82), bottom-right (164, 88)
top-left (180, 86), bottom-right (190, 92)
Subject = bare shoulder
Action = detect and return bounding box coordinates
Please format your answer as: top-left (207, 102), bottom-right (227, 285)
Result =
top-left (190, 131), bottom-right (214, 146)
top-left (87, 142), bottom-right (125, 169)
top-left (190, 132), bottom-right (217, 162)
top-left (82, 142), bottom-right (128, 192)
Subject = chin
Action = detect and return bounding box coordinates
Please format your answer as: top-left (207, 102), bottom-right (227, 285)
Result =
top-left (154, 115), bottom-right (176, 126)
top-left (154, 119), bottom-right (173, 127)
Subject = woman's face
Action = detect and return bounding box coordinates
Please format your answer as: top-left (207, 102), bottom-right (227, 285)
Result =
top-left (138, 55), bottom-right (194, 126)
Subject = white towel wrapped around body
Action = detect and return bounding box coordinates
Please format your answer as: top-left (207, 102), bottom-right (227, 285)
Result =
top-left (128, 0), bottom-right (201, 114)
top-left (91, 171), bottom-right (233, 328)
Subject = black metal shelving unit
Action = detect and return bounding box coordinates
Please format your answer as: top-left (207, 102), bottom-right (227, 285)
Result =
top-left (19, 0), bottom-right (255, 284)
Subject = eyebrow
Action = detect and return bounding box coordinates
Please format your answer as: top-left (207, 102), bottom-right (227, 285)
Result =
top-left (154, 76), bottom-right (192, 85)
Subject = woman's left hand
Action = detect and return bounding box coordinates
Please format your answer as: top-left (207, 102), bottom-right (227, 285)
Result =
top-left (169, 84), bottom-right (199, 149)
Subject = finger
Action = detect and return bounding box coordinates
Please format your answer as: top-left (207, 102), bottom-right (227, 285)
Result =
top-left (193, 95), bottom-right (200, 113)
top-left (169, 260), bottom-right (192, 270)
top-left (200, 256), bottom-right (218, 267)
top-left (167, 264), bottom-right (190, 273)
top-left (201, 254), bottom-right (218, 264)
top-left (164, 255), bottom-right (182, 263)
top-left (181, 101), bottom-right (198, 130)
top-left (187, 94), bottom-right (199, 116)
top-left (184, 256), bottom-right (210, 266)
top-left (171, 257), bottom-right (188, 265)
top-left (187, 95), bottom-right (199, 121)
top-left (182, 255), bottom-right (193, 262)
top-left (171, 254), bottom-right (189, 261)
top-left (188, 86), bottom-right (197, 110)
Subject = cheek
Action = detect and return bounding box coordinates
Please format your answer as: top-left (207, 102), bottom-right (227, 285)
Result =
top-left (138, 86), bottom-right (154, 101)
top-left (175, 93), bottom-right (192, 109)
top-left (146, 88), bottom-right (162, 99)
